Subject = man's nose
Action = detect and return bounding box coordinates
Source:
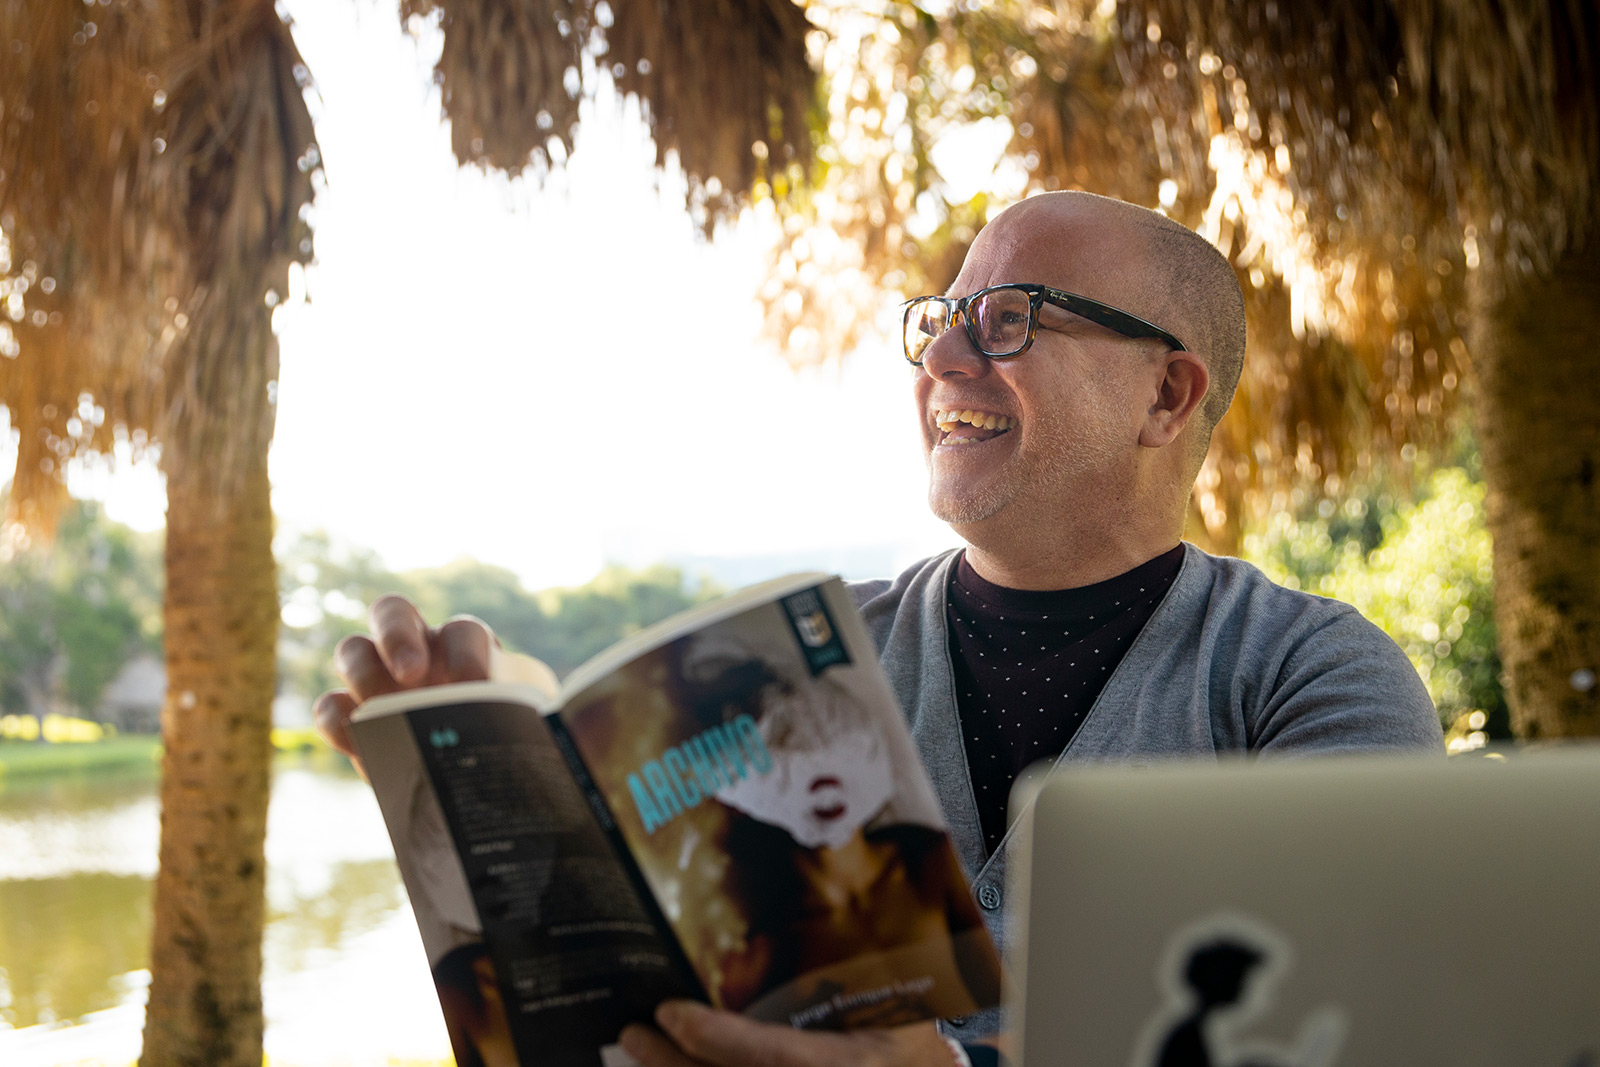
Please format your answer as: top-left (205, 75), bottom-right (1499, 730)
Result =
top-left (918, 320), bottom-right (991, 381)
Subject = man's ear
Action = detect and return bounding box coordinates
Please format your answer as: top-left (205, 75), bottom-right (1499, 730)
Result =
top-left (1140, 351), bottom-right (1210, 448)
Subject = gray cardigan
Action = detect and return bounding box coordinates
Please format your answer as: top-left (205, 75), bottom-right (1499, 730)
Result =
top-left (849, 544), bottom-right (1444, 1034)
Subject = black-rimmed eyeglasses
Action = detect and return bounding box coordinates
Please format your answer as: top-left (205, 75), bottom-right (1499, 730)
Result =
top-left (902, 283), bottom-right (1186, 365)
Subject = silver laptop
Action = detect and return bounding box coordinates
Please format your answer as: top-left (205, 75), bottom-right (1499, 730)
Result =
top-left (1005, 748), bottom-right (1600, 1066)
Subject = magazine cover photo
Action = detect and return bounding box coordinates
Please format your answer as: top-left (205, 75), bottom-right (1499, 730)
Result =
top-left (560, 580), bottom-right (1003, 1028)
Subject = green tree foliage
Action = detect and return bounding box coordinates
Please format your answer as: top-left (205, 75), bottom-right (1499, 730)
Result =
top-left (1243, 468), bottom-right (1508, 737)
top-left (0, 518), bottom-right (720, 722)
top-left (276, 532), bottom-right (416, 704)
top-left (530, 564), bottom-right (721, 676)
top-left (0, 496), bottom-right (162, 717)
top-left (276, 533), bottom-right (721, 694)
top-left (406, 558), bottom-right (551, 664)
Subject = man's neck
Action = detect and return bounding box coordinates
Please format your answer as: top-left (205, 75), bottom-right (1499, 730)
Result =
top-left (961, 537), bottom-right (1182, 590)
top-left (955, 496), bottom-right (1184, 590)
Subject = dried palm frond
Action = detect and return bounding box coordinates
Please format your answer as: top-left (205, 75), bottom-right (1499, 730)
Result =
top-left (752, 0), bottom-right (1078, 365)
top-left (0, 0), bottom-right (319, 538)
top-left (404, 0), bottom-right (815, 230)
top-left (150, 0), bottom-right (318, 497)
top-left (1099, 0), bottom-right (1595, 532)
top-left (1131, 0), bottom-right (1597, 285)
top-left (0, 0), bottom-right (174, 537)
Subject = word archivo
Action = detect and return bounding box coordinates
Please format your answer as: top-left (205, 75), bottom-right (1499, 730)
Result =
top-left (627, 714), bottom-right (773, 834)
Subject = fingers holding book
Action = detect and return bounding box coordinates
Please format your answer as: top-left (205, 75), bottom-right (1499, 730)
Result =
top-left (619, 1001), bottom-right (953, 1067)
top-left (361, 595), bottom-right (494, 690)
top-left (313, 594), bottom-right (496, 765)
top-left (364, 593), bottom-right (437, 686)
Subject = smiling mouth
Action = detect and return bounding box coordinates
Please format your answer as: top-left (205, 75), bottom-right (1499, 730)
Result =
top-left (934, 408), bottom-right (1016, 446)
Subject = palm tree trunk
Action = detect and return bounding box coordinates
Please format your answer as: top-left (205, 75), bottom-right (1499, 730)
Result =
top-left (140, 457), bottom-right (277, 1067)
top-left (1473, 241), bottom-right (1600, 738)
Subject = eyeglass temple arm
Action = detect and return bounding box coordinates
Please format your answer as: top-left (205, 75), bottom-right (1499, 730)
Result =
top-left (1040, 288), bottom-right (1187, 351)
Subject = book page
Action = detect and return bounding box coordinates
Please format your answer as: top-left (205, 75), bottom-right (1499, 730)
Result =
top-left (354, 696), bottom-right (693, 1067)
top-left (558, 577), bottom-right (1003, 1029)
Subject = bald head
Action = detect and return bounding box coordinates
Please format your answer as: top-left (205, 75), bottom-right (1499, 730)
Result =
top-left (981, 192), bottom-right (1247, 442)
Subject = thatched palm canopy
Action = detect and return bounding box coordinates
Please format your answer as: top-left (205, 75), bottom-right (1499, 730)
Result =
top-left (1, 0), bottom-right (317, 536)
top-left (1110, 0), bottom-right (1597, 528)
top-left (1, 0), bottom-right (170, 535)
top-left (403, 0), bottom-right (816, 231)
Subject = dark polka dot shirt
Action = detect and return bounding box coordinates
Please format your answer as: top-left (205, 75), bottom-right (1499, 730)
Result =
top-left (946, 545), bottom-right (1185, 853)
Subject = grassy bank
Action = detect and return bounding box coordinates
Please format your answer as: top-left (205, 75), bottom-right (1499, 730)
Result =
top-left (0, 734), bottom-right (164, 781)
top-left (0, 731), bottom-right (348, 787)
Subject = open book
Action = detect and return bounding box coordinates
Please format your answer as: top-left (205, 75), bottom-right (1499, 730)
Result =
top-left (351, 573), bottom-right (1003, 1067)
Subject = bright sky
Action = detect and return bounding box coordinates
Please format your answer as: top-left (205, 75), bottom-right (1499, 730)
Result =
top-left (6, 0), bottom-right (968, 591)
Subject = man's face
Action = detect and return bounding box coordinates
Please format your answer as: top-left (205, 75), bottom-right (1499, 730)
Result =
top-left (912, 200), bottom-right (1166, 533)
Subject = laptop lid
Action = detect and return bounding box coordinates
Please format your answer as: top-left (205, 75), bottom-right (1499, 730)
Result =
top-left (1005, 748), bottom-right (1600, 1067)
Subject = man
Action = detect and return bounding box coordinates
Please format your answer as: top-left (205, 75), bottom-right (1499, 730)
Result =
top-left (316, 191), bottom-right (1443, 1066)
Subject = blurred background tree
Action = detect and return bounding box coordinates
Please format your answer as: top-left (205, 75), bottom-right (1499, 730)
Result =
top-left (275, 532), bottom-right (417, 708)
top-left (0, 512), bottom-right (724, 734)
top-left (276, 534), bottom-right (720, 694)
top-left (0, 496), bottom-right (162, 722)
top-left (5, 487), bottom-right (1505, 745)
top-left (1, 0), bottom-right (318, 1061)
top-left (1243, 462), bottom-right (1508, 744)
top-left (521, 563), bottom-right (720, 673)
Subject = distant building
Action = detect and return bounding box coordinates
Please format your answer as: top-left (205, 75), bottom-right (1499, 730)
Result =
top-left (96, 655), bottom-right (165, 734)
top-left (91, 655), bottom-right (316, 736)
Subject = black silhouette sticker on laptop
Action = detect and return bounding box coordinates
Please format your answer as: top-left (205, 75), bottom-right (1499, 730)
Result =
top-left (1130, 913), bottom-right (1347, 1067)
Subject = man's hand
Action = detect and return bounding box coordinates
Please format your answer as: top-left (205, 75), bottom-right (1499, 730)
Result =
top-left (619, 1001), bottom-right (956, 1067)
top-left (313, 594), bottom-right (495, 766)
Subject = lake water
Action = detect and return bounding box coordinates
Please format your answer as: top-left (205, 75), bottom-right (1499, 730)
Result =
top-left (0, 755), bottom-right (456, 1067)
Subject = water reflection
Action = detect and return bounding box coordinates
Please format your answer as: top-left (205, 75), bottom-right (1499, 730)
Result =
top-left (0, 754), bottom-right (453, 1066)
top-left (0, 874), bottom-right (151, 1027)
top-left (267, 858), bottom-right (402, 974)
top-left (0, 776), bottom-right (161, 881)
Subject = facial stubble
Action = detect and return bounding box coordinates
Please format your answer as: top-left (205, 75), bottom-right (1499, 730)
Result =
top-left (925, 389), bottom-right (1127, 529)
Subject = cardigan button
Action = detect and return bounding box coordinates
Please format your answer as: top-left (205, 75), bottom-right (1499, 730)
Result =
top-left (977, 883), bottom-right (1001, 910)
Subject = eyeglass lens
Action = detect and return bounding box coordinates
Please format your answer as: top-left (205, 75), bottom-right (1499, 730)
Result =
top-left (904, 288), bottom-right (1034, 363)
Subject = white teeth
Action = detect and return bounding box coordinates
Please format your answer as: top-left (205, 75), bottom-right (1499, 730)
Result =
top-left (933, 409), bottom-right (1014, 432)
